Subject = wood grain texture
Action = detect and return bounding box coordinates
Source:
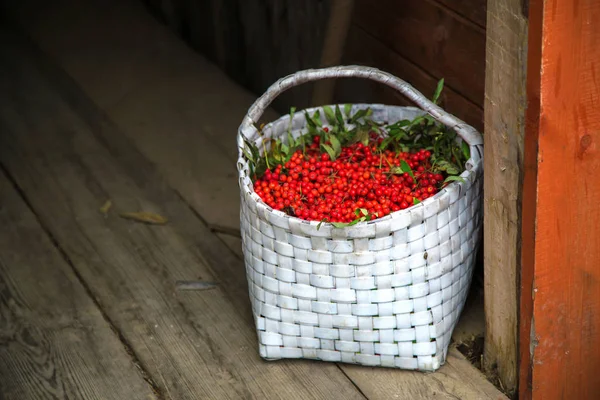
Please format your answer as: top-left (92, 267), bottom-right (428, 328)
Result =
top-left (519, 1), bottom-right (543, 397)
top-left (521, 0), bottom-right (600, 398)
top-left (353, 0), bottom-right (486, 106)
top-left (342, 350), bottom-right (506, 400)
top-left (234, 0), bottom-right (330, 112)
top-left (433, 0), bottom-right (487, 28)
top-left (143, 0), bottom-right (331, 113)
top-left (22, 14), bottom-right (506, 400)
top-left (2, 3), bottom-right (505, 398)
top-left (482, 0), bottom-right (528, 396)
top-left (217, 234), bottom-right (244, 260)
top-left (336, 25), bottom-right (483, 132)
top-left (311, 0), bottom-right (355, 106)
top-left (3, 0), bottom-right (279, 230)
top-left (0, 173), bottom-right (156, 400)
top-left (0, 26), bottom-right (365, 400)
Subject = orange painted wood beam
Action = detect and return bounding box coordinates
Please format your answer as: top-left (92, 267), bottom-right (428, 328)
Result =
top-left (520, 0), bottom-right (600, 399)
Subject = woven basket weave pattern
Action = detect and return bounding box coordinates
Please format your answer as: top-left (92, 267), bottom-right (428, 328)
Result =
top-left (237, 67), bottom-right (483, 372)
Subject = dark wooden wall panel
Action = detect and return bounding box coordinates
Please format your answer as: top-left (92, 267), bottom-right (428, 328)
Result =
top-left (143, 0), bottom-right (330, 114)
top-left (337, 25), bottom-right (483, 131)
top-left (142, 0), bottom-right (486, 128)
top-left (352, 0), bottom-right (486, 106)
top-left (435, 0), bottom-right (487, 28)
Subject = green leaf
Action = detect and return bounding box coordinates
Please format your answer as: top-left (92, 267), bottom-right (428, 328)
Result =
top-left (242, 145), bottom-right (254, 161)
top-left (379, 136), bottom-right (395, 150)
top-left (287, 106), bottom-right (296, 134)
top-left (331, 222), bottom-right (350, 228)
top-left (313, 110), bottom-right (322, 126)
top-left (329, 135), bottom-right (342, 157)
top-left (434, 159), bottom-right (461, 175)
top-left (304, 111), bottom-right (318, 136)
top-left (433, 137), bottom-right (442, 156)
top-left (359, 208), bottom-right (368, 216)
top-left (453, 147), bottom-right (463, 169)
top-left (321, 143), bottom-right (337, 161)
top-left (281, 142), bottom-right (290, 155)
top-left (323, 106), bottom-right (336, 125)
top-left (461, 141), bottom-right (471, 160)
top-left (387, 119), bottom-right (411, 130)
top-left (432, 78), bottom-right (445, 105)
top-left (317, 219), bottom-right (327, 230)
top-left (413, 198), bottom-right (421, 205)
top-left (408, 115), bottom-right (425, 129)
top-left (305, 111), bottom-right (316, 128)
top-left (335, 105), bottom-right (345, 128)
top-left (446, 165), bottom-right (460, 175)
top-left (400, 160), bottom-right (416, 182)
top-left (344, 104), bottom-right (352, 116)
top-left (443, 175), bottom-right (465, 184)
top-left (350, 109), bottom-right (368, 123)
top-left (352, 128), bottom-right (370, 146)
top-left (254, 161), bottom-right (267, 178)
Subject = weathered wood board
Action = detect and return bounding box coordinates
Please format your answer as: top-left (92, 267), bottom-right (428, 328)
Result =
top-left (0, 25), bottom-right (365, 400)
top-left (352, 0), bottom-right (486, 106)
top-left (482, 0), bottom-right (528, 396)
top-left (338, 25), bottom-right (483, 132)
top-left (0, 172), bottom-right (157, 400)
top-left (521, 0), bottom-right (600, 399)
top-left (0, 1), bottom-right (507, 397)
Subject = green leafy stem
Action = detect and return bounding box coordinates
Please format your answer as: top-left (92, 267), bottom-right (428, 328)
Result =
top-left (242, 79), bottom-right (473, 225)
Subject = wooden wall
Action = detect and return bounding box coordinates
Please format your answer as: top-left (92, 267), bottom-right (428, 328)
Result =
top-left (142, 0), bottom-right (330, 113)
top-left (334, 0), bottom-right (486, 132)
top-left (142, 0), bottom-right (485, 132)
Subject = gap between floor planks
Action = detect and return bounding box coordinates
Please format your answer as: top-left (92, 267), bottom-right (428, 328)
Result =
top-left (0, 4), bottom-right (506, 398)
top-left (0, 25), bottom-right (366, 400)
top-left (0, 170), bottom-right (158, 400)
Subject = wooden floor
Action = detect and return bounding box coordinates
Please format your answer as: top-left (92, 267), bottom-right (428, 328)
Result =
top-left (0, 1), bottom-right (506, 399)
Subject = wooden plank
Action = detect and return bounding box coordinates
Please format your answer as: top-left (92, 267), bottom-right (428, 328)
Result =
top-left (2, 9), bottom-right (505, 400)
top-left (337, 25), bottom-right (483, 132)
top-left (216, 234), bottom-right (244, 260)
top-left (0, 26), bottom-right (365, 400)
top-left (0, 173), bottom-right (156, 400)
top-left (482, 0), bottom-right (528, 396)
top-left (342, 350), bottom-right (506, 400)
top-left (519, 1), bottom-right (543, 397)
top-left (352, 0), bottom-right (486, 106)
top-left (3, 0), bottom-right (279, 230)
top-left (355, 0), bottom-right (485, 104)
top-left (311, 0), bottom-right (355, 106)
top-left (51, 28), bottom-right (507, 400)
top-left (233, 0), bottom-right (330, 112)
top-left (433, 0), bottom-right (487, 29)
top-left (520, 1), bottom-right (600, 399)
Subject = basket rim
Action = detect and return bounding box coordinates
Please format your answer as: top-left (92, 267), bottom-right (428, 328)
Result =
top-left (236, 103), bottom-right (483, 230)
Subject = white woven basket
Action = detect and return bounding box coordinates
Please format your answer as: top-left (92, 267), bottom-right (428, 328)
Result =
top-left (236, 66), bottom-right (483, 371)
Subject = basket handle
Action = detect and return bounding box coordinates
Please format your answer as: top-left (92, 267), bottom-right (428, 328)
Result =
top-left (239, 65), bottom-right (483, 146)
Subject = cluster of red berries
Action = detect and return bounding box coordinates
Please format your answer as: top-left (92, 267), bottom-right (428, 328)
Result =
top-left (253, 135), bottom-right (445, 223)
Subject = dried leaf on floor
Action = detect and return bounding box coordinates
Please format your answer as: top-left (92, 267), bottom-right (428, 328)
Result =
top-left (120, 211), bottom-right (168, 225)
top-left (99, 199), bottom-right (112, 215)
